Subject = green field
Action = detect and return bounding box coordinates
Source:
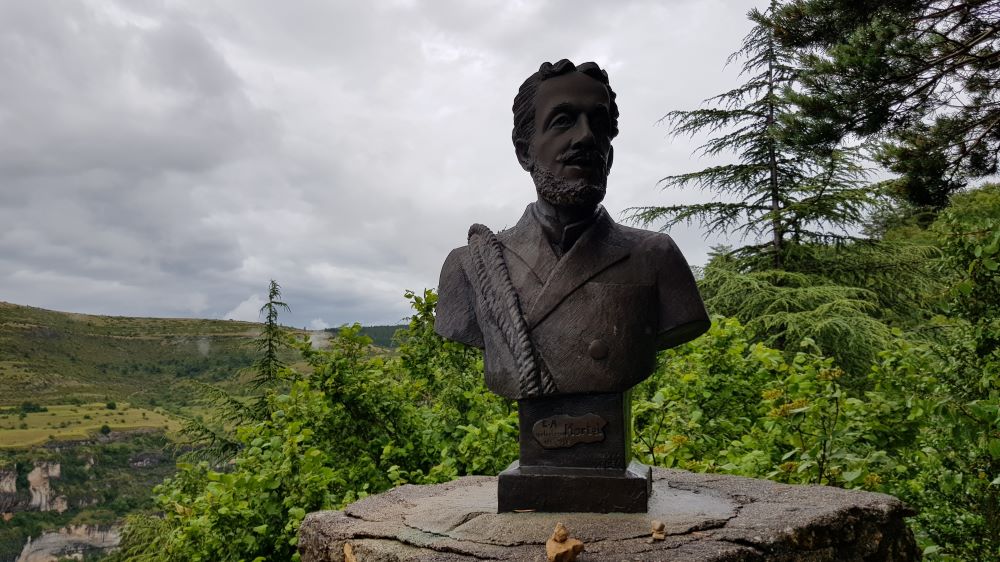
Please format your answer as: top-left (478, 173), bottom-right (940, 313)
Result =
top-left (0, 402), bottom-right (180, 449)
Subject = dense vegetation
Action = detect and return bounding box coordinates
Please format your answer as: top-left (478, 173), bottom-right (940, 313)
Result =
top-left (624, 2), bottom-right (999, 557)
top-left (109, 289), bottom-right (517, 561)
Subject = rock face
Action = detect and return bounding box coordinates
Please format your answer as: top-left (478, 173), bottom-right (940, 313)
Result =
top-left (0, 469), bottom-right (16, 494)
top-left (17, 524), bottom-right (120, 562)
top-left (299, 468), bottom-right (920, 561)
top-left (27, 462), bottom-right (64, 512)
top-left (0, 468), bottom-right (17, 516)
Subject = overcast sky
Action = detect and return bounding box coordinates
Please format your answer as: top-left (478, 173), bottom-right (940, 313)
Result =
top-left (1, 0), bottom-right (763, 329)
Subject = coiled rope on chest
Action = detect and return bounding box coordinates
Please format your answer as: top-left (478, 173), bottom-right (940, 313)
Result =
top-left (467, 223), bottom-right (556, 398)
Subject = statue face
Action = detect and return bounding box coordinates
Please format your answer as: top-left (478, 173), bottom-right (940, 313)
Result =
top-left (525, 72), bottom-right (613, 187)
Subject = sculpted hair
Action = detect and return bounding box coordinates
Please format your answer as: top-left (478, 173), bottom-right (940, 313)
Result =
top-left (512, 59), bottom-right (619, 150)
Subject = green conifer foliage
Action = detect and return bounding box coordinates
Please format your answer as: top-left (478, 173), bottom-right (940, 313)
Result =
top-left (629, 2), bottom-right (878, 269)
top-left (775, 0), bottom-right (1000, 209)
top-left (177, 280), bottom-right (296, 464)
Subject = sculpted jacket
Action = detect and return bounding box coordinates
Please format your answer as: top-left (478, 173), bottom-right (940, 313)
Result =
top-left (435, 203), bottom-right (710, 400)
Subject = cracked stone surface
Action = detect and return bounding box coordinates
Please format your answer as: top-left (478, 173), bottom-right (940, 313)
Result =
top-left (299, 468), bottom-right (920, 561)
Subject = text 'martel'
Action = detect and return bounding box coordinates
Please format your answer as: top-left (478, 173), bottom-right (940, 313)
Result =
top-left (532, 413), bottom-right (607, 448)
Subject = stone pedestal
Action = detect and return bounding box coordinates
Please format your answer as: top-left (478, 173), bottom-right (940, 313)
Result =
top-left (299, 468), bottom-right (920, 561)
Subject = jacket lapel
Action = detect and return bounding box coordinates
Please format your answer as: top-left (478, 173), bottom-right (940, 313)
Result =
top-left (525, 209), bottom-right (630, 330)
top-left (500, 206), bottom-right (558, 284)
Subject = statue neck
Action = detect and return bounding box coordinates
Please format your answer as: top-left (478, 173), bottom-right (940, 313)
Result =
top-left (534, 198), bottom-right (598, 226)
top-left (534, 199), bottom-right (600, 256)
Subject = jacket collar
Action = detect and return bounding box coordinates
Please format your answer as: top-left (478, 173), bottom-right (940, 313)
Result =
top-left (533, 200), bottom-right (601, 256)
top-left (499, 203), bottom-right (631, 329)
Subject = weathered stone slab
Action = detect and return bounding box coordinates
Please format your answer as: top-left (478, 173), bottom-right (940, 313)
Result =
top-left (299, 468), bottom-right (920, 561)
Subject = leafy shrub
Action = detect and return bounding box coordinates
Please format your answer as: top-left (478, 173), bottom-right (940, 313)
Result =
top-left (112, 290), bottom-right (510, 562)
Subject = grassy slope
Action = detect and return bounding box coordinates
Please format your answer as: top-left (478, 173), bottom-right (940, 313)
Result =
top-left (0, 301), bottom-right (267, 407)
top-left (0, 403), bottom-right (180, 448)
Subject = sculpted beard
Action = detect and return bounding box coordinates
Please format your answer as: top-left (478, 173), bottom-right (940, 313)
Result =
top-left (530, 164), bottom-right (607, 208)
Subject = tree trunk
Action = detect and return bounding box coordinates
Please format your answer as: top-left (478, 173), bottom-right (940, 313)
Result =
top-left (766, 18), bottom-right (782, 270)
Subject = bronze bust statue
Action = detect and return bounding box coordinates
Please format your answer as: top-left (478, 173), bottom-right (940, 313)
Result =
top-left (436, 60), bottom-right (709, 400)
top-left (435, 59), bottom-right (710, 513)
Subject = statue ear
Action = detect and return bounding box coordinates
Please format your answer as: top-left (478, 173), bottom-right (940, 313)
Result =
top-left (606, 146), bottom-right (614, 176)
top-left (515, 140), bottom-right (533, 172)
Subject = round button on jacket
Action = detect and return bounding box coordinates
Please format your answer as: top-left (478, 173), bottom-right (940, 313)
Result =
top-left (588, 339), bottom-right (609, 360)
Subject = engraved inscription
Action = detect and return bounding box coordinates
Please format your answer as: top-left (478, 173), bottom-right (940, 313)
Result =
top-left (532, 413), bottom-right (607, 449)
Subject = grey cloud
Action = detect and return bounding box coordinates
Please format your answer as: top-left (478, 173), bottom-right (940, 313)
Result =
top-left (0, 1), bottom-right (275, 317)
top-left (2, 0), bottom-right (762, 328)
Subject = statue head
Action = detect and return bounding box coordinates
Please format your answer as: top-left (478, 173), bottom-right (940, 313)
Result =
top-left (512, 60), bottom-right (619, 208)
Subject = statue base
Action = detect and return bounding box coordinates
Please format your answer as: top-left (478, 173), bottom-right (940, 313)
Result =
top-left (500, 392), bottom-right (649, 512)
top-left (498, 459), bottom-right (651, 512)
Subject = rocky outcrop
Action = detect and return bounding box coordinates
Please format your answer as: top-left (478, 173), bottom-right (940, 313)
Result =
top-left (129, 451), bottom-right (166, 469)
top-left (1, 468), bottom-right (21, 516)
top-left (17, 524), bottom-right (120, 562)
top-left (50, 496), bottom-right (68, 514)
top-left (0, 469), bottom-right (16, 494)
top-left (299, 468), bottom-right (920, 561)
top-left (27, 462), bottom-right (63, 512)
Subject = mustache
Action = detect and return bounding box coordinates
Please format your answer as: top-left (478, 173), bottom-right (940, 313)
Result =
top-left (557, 149), bottom-right (607, 167)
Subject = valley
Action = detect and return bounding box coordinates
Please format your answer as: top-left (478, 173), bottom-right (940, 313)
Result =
top-left (0, 302), bottom-right (287, 561)
top-left (0, 300), bottom-right (405, 561)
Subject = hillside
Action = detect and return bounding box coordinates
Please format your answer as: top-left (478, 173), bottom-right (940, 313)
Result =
top-left (0, 301), bottom-right (318, 560)
top-left (0, 301), bottom-right (273, 408)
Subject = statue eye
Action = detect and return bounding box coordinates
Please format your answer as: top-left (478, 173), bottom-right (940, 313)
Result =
top-left (549, 113), bottom-right (574, 129)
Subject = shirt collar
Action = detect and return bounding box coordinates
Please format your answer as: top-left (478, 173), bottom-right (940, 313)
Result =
top-left (532, 200), bottom-right (601, 256)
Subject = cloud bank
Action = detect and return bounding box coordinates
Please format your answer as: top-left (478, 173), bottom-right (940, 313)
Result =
top-left (0, 0), bottom-right (756, 327)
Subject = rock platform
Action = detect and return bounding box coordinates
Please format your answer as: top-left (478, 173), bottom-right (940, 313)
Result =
top-left (299, 468), bottom-right (919, 561)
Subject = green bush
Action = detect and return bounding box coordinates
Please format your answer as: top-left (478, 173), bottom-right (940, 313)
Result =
top-left (112, 290), bottom-right (511, 562)
top-left (19, 401), bottom-right (47, 413)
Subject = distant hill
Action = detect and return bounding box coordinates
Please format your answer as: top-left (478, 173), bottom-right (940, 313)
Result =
top-left (0, 301), bottom-right (271, 407)
top-left (0, 301), bottom-right (411, 409)
top-left (323, 324), bottom-right (407, 348)
top-left (360, 325), bottom-right (408, 348)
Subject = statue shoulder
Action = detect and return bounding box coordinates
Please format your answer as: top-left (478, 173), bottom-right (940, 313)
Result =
top-left (438, 245), bottom-right (474, 298)
top-left (442, 244), bottom-right (472, 273)
top-left (609, 223), bottom-right (682, 256)
top-left (435, 244), bottom-right (484, 348)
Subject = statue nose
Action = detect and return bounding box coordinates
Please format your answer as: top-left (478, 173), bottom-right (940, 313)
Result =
top-left (571, 115), bottom-right (596, 147)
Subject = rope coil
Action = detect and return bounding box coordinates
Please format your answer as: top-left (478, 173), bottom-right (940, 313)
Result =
top-left (467, 223), bottom-right (556, 398)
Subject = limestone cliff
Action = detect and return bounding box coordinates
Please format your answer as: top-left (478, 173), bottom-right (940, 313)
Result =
top-left (0, 468), bottom-right (17, 516)
top-left (0, 470), bottom-right (15, 494)
top-left (17, 524), bottom-right (120, 562)
top-left (27, 462), bottom-right (66, 513)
